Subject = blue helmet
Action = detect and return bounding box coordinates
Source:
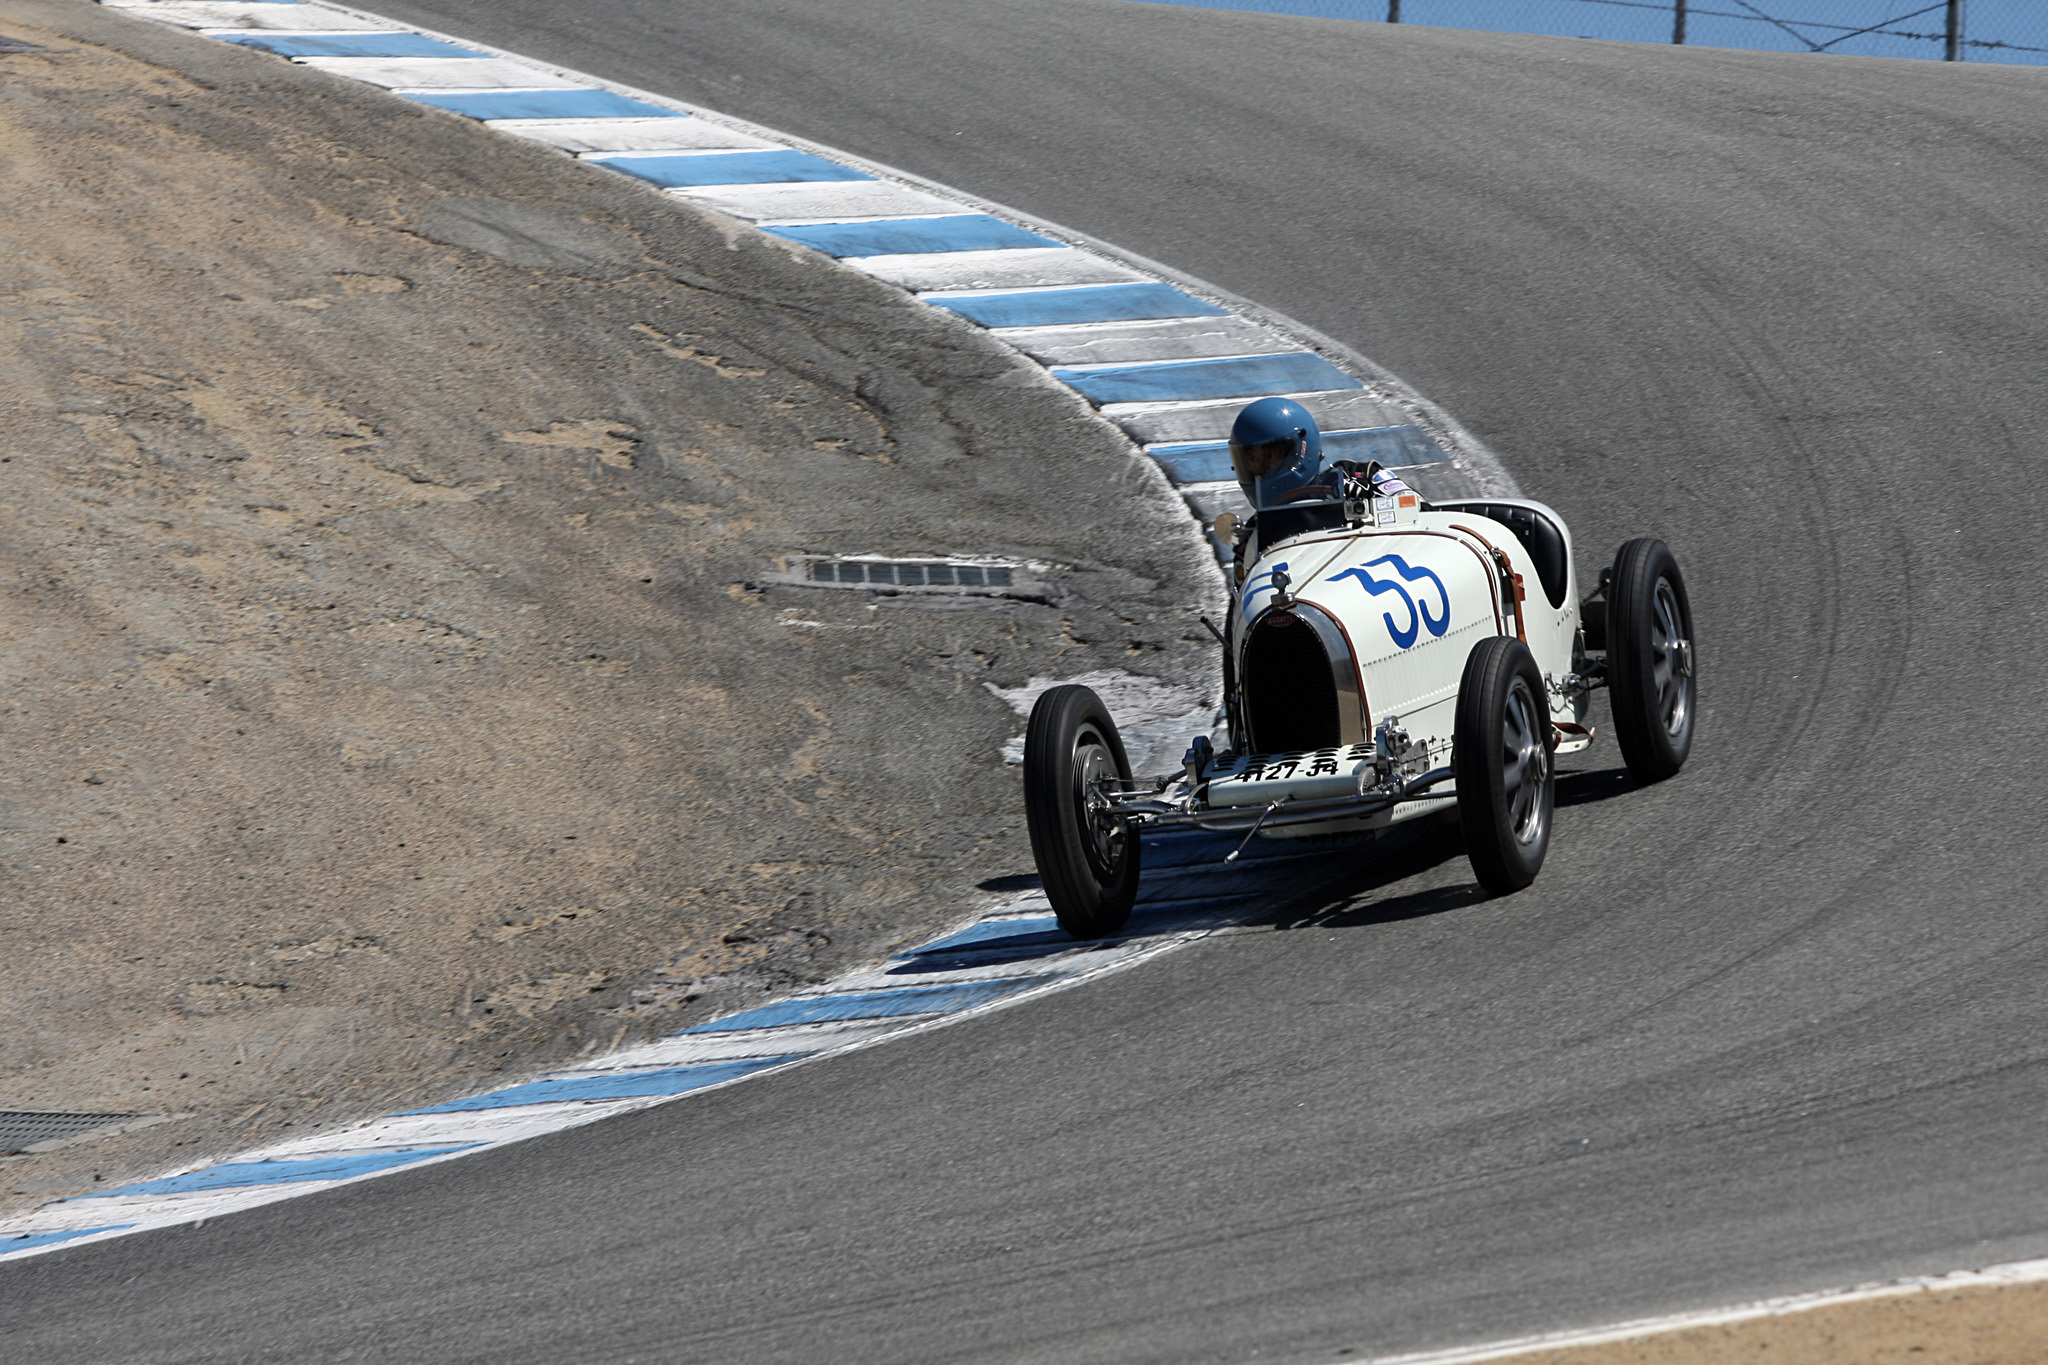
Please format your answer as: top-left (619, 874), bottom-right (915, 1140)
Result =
top-left (1229, 398), bottom-right (1326, 510)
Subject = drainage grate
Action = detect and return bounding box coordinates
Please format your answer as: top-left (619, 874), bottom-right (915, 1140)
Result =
top-left (0, 1111), bottom-right (138, 1155)
top-left (775, 555), bottom-right (1049, 599)
top-left (808, 558), bottom-right (1013, 589)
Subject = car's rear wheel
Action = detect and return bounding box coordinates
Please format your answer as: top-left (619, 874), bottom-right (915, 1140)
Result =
top-left (1454, 636), bottom-right (1555, 895)
top-left (1607, 537), bottom-right (1696, 782)
top-left (1023, 685), bottom-right (1140, 938)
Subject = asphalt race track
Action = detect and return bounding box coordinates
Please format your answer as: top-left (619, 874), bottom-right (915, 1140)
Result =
top-left (10, 4), bottom-right (2048, 1361)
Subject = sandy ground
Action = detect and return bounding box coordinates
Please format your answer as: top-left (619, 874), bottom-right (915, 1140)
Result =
top-left (0, 0), bottom-right (1215, 1214)
top-left (1446, 1274), bottom-right (2048, 1364)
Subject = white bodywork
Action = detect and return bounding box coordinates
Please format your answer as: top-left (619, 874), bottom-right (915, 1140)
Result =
top-left (1211, 499), bottom-right (1583, 833)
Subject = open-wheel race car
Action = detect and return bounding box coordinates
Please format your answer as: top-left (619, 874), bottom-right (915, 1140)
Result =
top-left (1024, 398), bottom-right (1696, 939)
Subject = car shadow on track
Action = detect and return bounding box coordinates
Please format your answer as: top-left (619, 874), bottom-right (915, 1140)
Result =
top-left (1555, 764), bottom-right (1639, 808)
top-left (960, 766), bottom-right (1638, 957)
top-left (1253, 819), bottom-right (1488, 933)
top-left (1267, 764), bottom-right (1643, 931)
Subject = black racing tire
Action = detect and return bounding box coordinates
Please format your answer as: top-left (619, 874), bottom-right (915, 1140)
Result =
top-left (1454, 636), bottom-right (1556, 895)
top-left (1606, 537), bottom-right (1696, 783)
top-left (1023, 685), bottom-right (1140, 939)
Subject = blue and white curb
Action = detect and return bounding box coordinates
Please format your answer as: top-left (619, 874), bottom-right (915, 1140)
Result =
top-left (96, 0), bottom-right (1516, 552)
top-left (0, 0), bottom-right (1513, 1263)
top-left (1, 831), bottom-right (1348, 1262)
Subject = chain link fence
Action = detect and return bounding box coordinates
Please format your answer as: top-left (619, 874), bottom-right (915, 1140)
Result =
top-left (1156, 1), bottom-right (2048, 65)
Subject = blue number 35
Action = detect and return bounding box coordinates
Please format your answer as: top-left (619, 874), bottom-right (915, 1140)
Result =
top-left (1327, 555), bottom-right (1450, 649)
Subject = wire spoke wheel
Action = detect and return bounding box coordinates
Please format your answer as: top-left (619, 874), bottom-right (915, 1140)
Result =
top-left (1024, 686), bottom-right (1140, 938)
top-left (1649, 579), bottom-right (1692, 737)
top-left (1500, 677), bottom-right (1551, 847)
top-left (1071, 725), bottom-right (1129, 875)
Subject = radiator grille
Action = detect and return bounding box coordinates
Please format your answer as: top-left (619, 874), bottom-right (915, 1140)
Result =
top-left (1242, 615), bottom-right (1341, 753)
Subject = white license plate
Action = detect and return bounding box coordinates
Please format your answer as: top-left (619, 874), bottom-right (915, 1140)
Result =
top-left (1204, 744), bottom-right (1376, 807)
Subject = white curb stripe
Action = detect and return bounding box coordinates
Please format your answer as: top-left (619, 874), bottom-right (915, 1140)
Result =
top-left (299, 55), bottom-right (583, 87)
top-left (503, 121), bottom-right (780, 153)
top-left (1045, 348), bottom-right (1296, 375)
top-left (677, 181), bottom-right (964, 222)
top-left (997, 316), bottom-right (1298, 367)
top-left (580, 146), bottom-right (785, 162)
top-left (845, 245), bottom-right (1145, 291)
top-left (1110, 390), bottom-right (1415, 445)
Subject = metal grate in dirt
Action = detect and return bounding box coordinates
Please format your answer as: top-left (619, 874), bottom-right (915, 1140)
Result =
top-left (810, 558), bottom-right (1013, 589)
top-left (0, 1112), bottom-right (138, 1155)
top-left (778, 556), bottom-right (1046, 598)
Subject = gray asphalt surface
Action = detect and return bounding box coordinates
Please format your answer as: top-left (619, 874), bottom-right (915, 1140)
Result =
top-left (8, 4), bottom-right (2048, 1363)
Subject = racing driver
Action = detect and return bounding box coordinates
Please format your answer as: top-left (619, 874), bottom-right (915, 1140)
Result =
top-left (1226, 396), bottom-right (1417, 557)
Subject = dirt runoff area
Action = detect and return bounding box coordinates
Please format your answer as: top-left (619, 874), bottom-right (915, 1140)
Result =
top-left (1439, 1268), bottom-right (2048, 1365)
top-left (0, 0), bottom-right (1216, 1214)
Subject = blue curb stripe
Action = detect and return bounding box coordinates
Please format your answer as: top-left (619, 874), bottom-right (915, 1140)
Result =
top-left (4, 1225), bottom-right (134, 1253)
top-left (600, 150), bottom-right (871, 189)
top-left (684, 975), bottom-right (1063, 1033)
top-left (1052, 352), bottom-right (1362, 405)
top-left (401, 1056), bottom-right (807, 1114)
top-left (1325, 424), bottom-right (1447, 466)
top-left (1149, 424), bottom-right (1447, 483)
top-left (1138, 444), bottom-right (1228, 485)
top-left (929, 282), bottom-right (1227, 328)
top-left (218, 31), bottom-right (483, 58)
top-left (899, 916), bottom-right (1064, 956)
top-left (1141, 443), bottom-right (1232, 484)
top-left (80, 1146), bottom-right (476, 1199)
top-left (763, 215), bottom-right (1056, 259)
top-left (400, 89), bottom-right (686, 121)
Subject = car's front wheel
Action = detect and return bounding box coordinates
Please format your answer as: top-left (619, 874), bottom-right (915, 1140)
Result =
top-left (1454, 636), bottom-right (1555, 895)
top-left (1023, 685), bottom-right (1140, 938)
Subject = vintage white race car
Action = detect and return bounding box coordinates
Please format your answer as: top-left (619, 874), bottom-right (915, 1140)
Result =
top-left (1023, 463), bottom-right (1695, 939)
